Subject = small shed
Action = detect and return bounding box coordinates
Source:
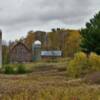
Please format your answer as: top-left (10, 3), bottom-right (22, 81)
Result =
top-left (10, 42), bottom-right (32, 63)
top-left (41, 50), bottom-right (62, 59)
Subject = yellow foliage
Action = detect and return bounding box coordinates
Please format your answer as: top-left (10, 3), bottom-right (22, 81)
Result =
top-left (74, 52), bottom-right (87, 61)
top-left (89, 52), bottom-right (100, 71)
top-left (48, 29), bottom-right (80, 57)
top-left (67, 52), bottom-right (88, 78)
top-left (67, 52), bottom-right (100, 78)
top-left (64, 30), bottom-right (80, 57)
top-left (25, 31), bottom-right (35, 49)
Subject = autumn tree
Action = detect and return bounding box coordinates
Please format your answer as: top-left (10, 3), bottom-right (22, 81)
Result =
top-left (24, 31), bottom-right (35, 49)
top-left (64, 30), bottom-right (80, 57)
top-left (35, 31), bottom-right (46, 49)
top-left (48, 29), bottom-right (80, 57)
top-left (16, 28), bottom-right (80, 57)
top-left (48, 31), bottom-right (60, 50)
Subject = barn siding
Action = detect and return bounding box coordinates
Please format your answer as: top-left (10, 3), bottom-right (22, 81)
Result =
top-left (10, 42), bottom-right (32, 63)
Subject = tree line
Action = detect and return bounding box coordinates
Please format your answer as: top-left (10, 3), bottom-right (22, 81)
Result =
top-left (2, 29), bottom-right (80, 64)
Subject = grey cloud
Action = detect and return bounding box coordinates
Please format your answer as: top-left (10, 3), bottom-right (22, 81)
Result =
top-left (0, 0), bottom-right (100, 41)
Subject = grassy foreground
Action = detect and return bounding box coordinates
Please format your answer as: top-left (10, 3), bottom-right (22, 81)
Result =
top-left (0, 59), bottom-right (100, 100)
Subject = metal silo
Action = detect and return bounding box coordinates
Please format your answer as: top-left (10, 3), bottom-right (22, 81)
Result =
top-left (32, 40), bottom-right (41, 61)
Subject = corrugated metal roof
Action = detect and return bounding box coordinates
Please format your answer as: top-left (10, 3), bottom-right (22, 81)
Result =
top-left (41, 51), bottom-right (62, 57)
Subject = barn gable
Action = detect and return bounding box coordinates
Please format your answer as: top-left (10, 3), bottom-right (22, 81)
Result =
top-left (10, 42), bottom-right (32, 63)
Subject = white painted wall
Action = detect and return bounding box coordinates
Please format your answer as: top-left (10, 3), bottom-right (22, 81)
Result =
top-left (0, 31), bottom-right (2, 68)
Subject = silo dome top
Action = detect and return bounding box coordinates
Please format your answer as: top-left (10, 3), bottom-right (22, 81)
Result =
top-left (34, 40), bottom-right (41, 45)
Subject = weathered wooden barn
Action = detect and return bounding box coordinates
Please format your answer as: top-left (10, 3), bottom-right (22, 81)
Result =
top-left (10, 42), bottom-right (32, 63)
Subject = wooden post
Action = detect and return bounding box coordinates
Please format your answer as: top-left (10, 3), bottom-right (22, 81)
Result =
top-left (0, 30), bottom-right (2, 68)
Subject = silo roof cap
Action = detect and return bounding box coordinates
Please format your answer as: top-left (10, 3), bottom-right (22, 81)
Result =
top-left (34, 40), bottom-right (41, 45)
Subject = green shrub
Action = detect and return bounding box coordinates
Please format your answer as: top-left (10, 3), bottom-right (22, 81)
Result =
top-left (17, 64), bottom-right (27, 74)
top-left (4, 65), bottom-right (15, 74)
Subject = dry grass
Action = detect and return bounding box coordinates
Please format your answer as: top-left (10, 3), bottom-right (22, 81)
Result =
top-left (1, 59), bottom-right (100, 100)
top-left (0, 69), bottom-right (100, 100)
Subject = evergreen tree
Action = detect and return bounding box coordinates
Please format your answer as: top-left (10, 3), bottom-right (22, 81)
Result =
top-left (80, 11), bottom-right (100, 54)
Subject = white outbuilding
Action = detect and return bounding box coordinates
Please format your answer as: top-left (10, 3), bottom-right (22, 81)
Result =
top-left (0, 30), bottom-right (2, 68)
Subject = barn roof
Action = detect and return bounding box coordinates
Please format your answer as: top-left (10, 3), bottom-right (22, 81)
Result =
top-left (10, 42), bottom-right (31, 52)
top-left (41, 51), bottom-right (62, 57)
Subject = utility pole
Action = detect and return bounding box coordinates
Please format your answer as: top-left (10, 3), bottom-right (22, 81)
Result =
top-left (0, 30), bottom-right (2, 68)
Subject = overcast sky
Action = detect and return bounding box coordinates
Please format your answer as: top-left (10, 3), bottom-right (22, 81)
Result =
top-left (0, 0), bottom-right (100, 41)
